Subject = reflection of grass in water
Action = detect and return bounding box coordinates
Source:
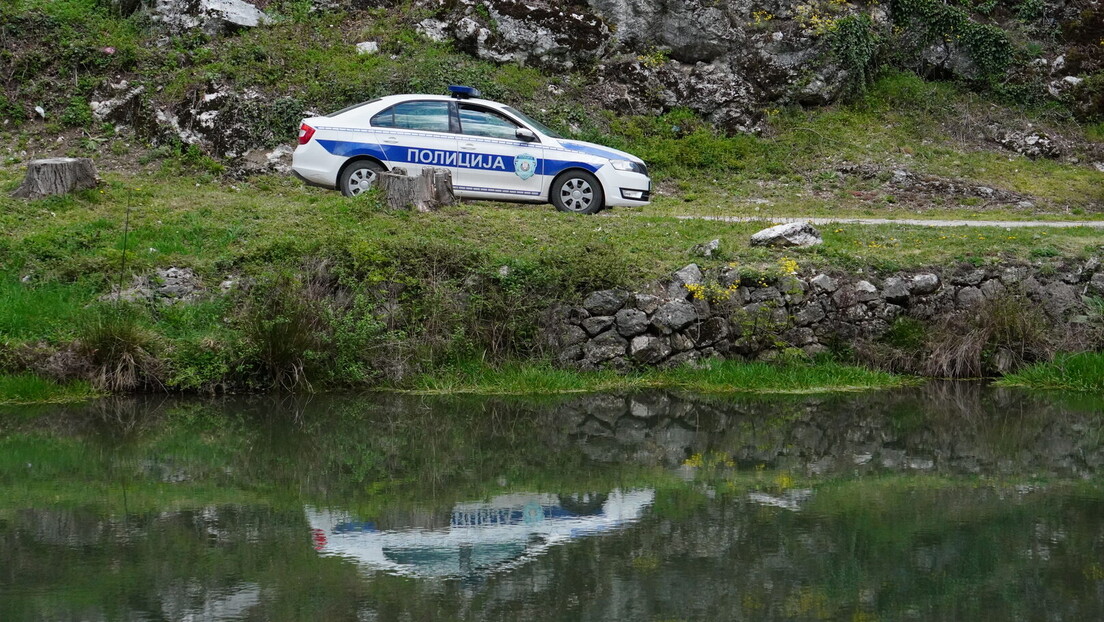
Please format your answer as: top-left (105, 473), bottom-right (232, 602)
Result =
top-left (997, 352), bottom-right (1104, 393)
top-left (404, 359), bottom-right (911, 395)
top-left (0, 373), bottom-right (99, 405)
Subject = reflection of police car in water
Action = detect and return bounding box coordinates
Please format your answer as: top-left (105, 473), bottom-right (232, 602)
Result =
top-left (306, 489), bottom-right (655, 578)
top-left (291, 86), bottom-right (651, 214)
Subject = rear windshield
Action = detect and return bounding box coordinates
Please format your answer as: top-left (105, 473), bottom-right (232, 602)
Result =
top-left (326, 98), bottom-right (382, 117)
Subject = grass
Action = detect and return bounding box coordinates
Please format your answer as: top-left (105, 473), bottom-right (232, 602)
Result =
top-left (995, 352), bottom-right (1104, 392)
top-left (0, 373), bottom-right (99, 405)
top-left (403, 359), bottom-right (913, 395)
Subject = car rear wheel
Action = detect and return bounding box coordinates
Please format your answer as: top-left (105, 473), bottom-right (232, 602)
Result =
top-left (339, 160), bottom-right (384, 197)
top-left (551, 171), bottom-right (603, 215)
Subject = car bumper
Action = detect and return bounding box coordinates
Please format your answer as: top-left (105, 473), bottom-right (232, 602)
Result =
top-left (291, 141), bottom-right (342, 189)
top-left (597, 167), bottom-right (651, 207)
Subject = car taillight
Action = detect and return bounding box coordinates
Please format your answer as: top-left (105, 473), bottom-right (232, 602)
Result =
top-left (298, 123), bottom-right (316, 145)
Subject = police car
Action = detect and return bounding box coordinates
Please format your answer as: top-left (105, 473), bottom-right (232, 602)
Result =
top-left (291, 86), bottom-right (651, 214)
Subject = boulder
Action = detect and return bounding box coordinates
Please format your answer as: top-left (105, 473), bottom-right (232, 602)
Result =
top-left (583, 330), bottom-right (628, 362)
top-left (809, 274), bottom-right (839, 293)
top-left (665, 264), bottom-right (703, 299)
top-left (882, 277), bottom-right (909, 304)
top-left (691, 238), bottom-right (721, 258)
top-left (583, 289), bottom-right (628, 316)
top-left (614, 308), bottom-right (650, 337)
top-left (630, 335), bottom-right (671, 365)
top-left (651, 300), bottom-right (698, 334)
top-left (147, 0), bottom-right (270, 36)
top-left (750, 222), bottom-right (822, 248)
top-left (582, 315), bottom-right (615, 337)
top-left (909, 273), bottom-right (941, 295)
top-left (956, 286), bottom-right (984, 307)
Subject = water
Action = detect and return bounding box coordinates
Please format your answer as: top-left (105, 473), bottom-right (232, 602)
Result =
top-left (2, 383), bottom-right (1103, 620)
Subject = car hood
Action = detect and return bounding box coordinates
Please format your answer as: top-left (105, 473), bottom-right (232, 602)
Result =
top-left (552, 139), bottom-right (644, 165)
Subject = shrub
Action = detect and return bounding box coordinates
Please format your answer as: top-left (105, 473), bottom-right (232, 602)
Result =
top-left (924, 294), bottom-right (1051, 377)
top-left (238, 269), bottom-right (328, 391)
top-left (77, 304), bottom-right (163, 392)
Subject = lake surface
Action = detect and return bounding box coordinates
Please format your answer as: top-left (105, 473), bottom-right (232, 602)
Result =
top-left (2, 383), bottom-right (1103, 620)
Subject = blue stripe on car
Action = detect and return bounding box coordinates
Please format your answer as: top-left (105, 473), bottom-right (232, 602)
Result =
top-left (317, 140), bottom-right (601, 175)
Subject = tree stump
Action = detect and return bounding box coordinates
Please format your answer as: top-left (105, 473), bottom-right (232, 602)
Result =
top-left (377, 166), bottom-right (456, 212)
top-left (11, 158), bottom-right (99, 199)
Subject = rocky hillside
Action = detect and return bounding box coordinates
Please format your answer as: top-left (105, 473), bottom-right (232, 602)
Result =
top-left (2, 0), bottom-right (1102, 174)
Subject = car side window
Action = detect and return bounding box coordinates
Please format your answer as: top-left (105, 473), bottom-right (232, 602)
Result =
top-left (459, 105), bottom-right (522, 140)
top-left (371, 101), bottom-right (451, 132)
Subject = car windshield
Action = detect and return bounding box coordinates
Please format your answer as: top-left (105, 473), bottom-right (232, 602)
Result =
top-left (503, 106), bottom-right (564, 139)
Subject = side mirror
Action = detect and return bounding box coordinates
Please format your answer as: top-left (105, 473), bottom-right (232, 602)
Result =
top-left (516, 128), bottom-right (537, 142)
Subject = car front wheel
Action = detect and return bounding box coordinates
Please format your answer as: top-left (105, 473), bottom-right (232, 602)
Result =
top-left (551, 171), bottom-right (603, 214)
top-left (339, 160), bottom-right (384, 197)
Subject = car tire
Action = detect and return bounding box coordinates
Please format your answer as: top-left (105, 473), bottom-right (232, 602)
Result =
top-left (551, 170), bottom-right (604, 215)
top-left (339, 160), bottom-right (384, 197)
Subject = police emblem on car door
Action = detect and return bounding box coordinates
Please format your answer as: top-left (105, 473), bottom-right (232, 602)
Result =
top-left (514, 153), bottom-right (537, 180)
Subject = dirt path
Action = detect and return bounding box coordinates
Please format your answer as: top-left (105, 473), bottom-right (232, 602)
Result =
top-left (674, 215), bottom-right (1104, 229)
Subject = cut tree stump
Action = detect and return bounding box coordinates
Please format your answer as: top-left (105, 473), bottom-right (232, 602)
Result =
top-left (377, 166), bottom-right (456, 212)
top-left (11, 158), bottom-right (99, 199)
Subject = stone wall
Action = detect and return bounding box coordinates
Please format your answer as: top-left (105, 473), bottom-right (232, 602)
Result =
top-left (552, 258), bottom-right (1104, 370)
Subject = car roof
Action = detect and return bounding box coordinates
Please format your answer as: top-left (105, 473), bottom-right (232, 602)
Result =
top-left (375, 94), bottom-right (506, 108)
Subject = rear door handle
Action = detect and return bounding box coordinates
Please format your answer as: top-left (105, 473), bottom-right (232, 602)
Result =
top-left (383, 137), bottom-right (399, 144)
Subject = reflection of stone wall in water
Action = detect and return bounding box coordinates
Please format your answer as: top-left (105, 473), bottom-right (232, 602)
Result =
top-left (552, 384), bottom-right (1104, 478)
top-left (553, 259), bottom-right (1104, 371)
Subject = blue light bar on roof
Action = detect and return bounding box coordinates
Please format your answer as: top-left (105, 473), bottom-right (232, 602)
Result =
top-left (448, 85), bottom-right (481, 99)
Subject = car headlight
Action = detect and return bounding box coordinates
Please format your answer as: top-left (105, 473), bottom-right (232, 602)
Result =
top-left (609, 160), bottom-right (647, 175)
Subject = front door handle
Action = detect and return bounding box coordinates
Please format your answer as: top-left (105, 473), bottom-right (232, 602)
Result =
top-left (460, 143), bottom-right (477, 151)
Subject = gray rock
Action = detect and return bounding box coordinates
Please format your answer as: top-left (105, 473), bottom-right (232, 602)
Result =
top-left (567, 306), bottom-right (591, 325)
top-left (690, 316), bottom-right (728, 346)
top-left (953, 269), bottom-right (986, 286)
top-left (853, 280), bottom-right (879, 302)
top-left (669, 332), bottom-right (695, 352)
top-left (750, 286), bottom-right (783, 303)
top-left (630, 335), bottom-right (671, 365)
top-left (583, 289), bottom-right (628, 316)
top-left (1043, 283), bottom-right (1081, 319)
top-left (794, 303), bottom-right (826, 327)
top-left (777, 276), bottom-right (807, 302)
top-left (614, 308), bottom-right (650, 337)
top-left (559, 325), bottom-right (588, 348)
top-left (148, 0), bottom-right (270, 36)
top-left (584, 331), bottom-right (628, 362)
top-left (662, 350), bottom-right (702, 369)
top-left (980, 279), bottom-right (1006, 298)
top-left (666, 264), bottom-right (703, 299)
top-left (782, 327), bottom-right (817, 346)
top-left (809, 274), bottom-right (838, 293)
top-left (750, 222), bottom-right (823, 248)
top-left (557, 344), bottom-right (584, 365)
top-left (355, 41), bottom-right (379, 55)
top-left (910, 273), bottom-right (941, 295)
top-left (1000, 266), bottom-right (1028, 286)
top-left (630, 293), bottom-right (662, 314)
top-left (1088, 273), bottom-right (1104, 297)
top-left (582, 315), bottom-right (615, 337)
top-left (691, 238), bottom-right (721, 258)
top-left (652, 299), bottom-right (698, 334)
top-left (882, 277), bottom-right (909, 304)
top-left (956, 286), bottom-right (984, 307)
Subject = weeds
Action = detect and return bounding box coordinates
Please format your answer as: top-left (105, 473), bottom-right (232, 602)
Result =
top-left (924, 294), bottom-right (1051, 377)
top-left (996, 352), bottom-right (1104, 392)
top-left (76, 305), bottom-right (162, 392)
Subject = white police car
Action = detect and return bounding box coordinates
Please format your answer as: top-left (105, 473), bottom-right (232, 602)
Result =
top-left (291, 86), bottom-right (651, 214)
